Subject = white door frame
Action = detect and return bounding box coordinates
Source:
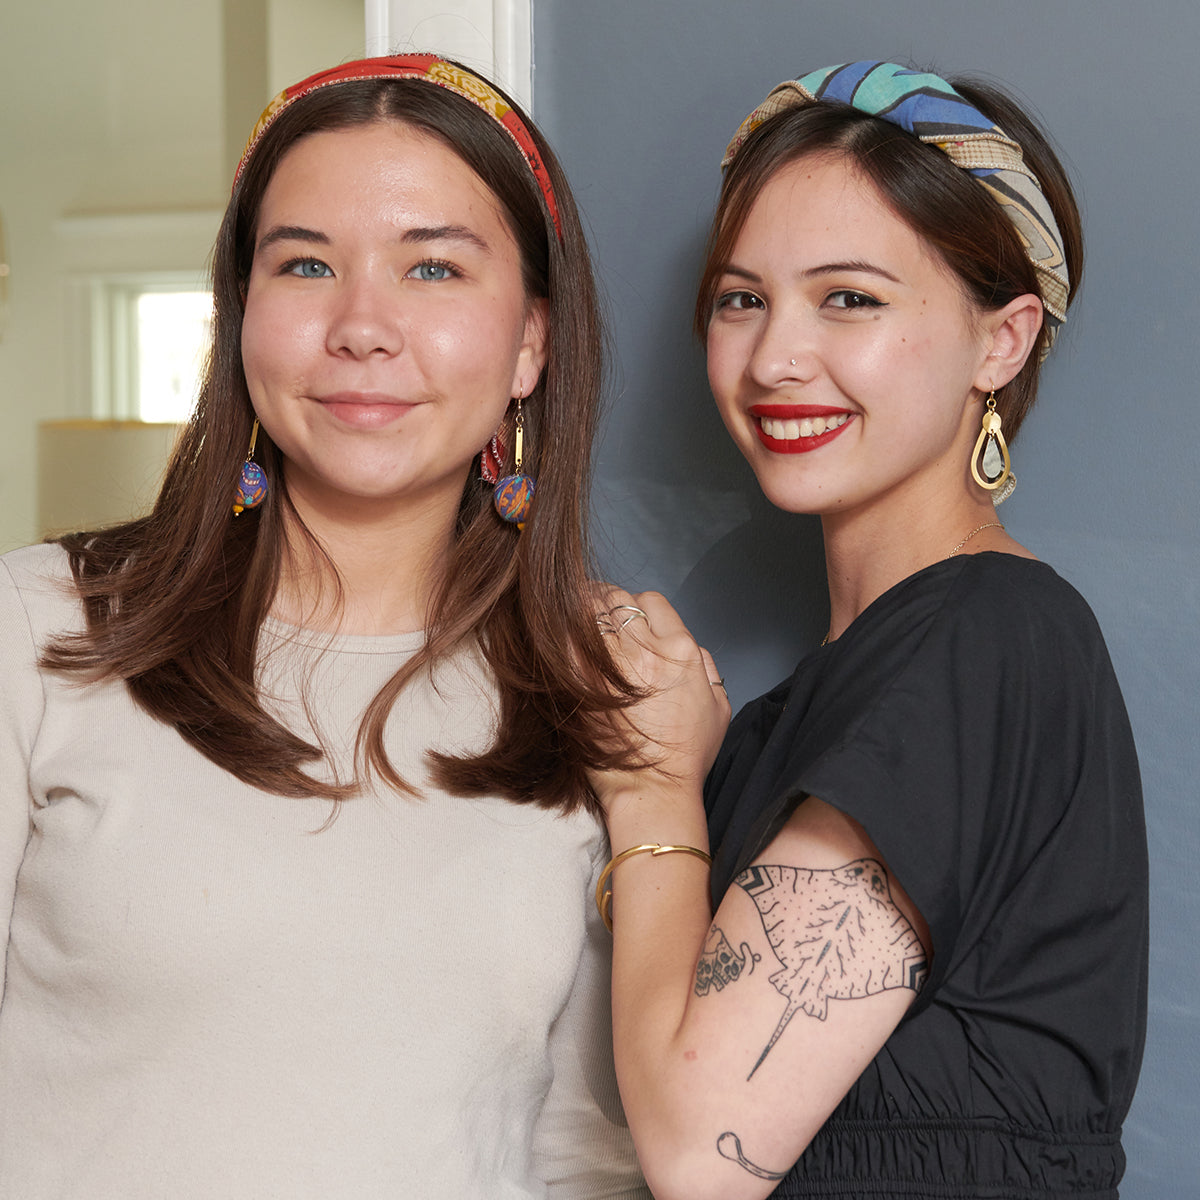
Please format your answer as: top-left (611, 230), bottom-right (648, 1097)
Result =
top-left (365, 0), bottom-right (533, 112)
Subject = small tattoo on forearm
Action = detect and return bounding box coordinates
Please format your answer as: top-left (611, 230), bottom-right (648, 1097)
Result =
top-left (717, 1131), bottom-right (786, 1180)
top-left (694, 925), bottom-right (761, 996)
top-left (736, 859), bottom-right (928, 1078)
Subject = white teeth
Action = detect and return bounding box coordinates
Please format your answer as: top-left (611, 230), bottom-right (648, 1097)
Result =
top-left (759, 413), bottom-right (848, 441)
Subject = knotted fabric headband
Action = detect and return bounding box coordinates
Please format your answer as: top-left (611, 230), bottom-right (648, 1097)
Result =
top-left (234, 53), bottom-right (561, 240)
top-left (722, 61), bottom-right (1069, 341)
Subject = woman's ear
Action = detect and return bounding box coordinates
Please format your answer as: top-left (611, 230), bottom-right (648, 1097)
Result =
top-left (512, 298), bottom-right (549, 397)
top-left (974, 293), bottom-right (1043, 391)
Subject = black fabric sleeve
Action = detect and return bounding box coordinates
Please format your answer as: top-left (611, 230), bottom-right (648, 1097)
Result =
top-left (707, 555), bottom-right (1144, 1028)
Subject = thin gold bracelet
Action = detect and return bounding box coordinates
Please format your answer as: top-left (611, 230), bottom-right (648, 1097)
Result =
top-left (595, 843), bottom-right (712, 932)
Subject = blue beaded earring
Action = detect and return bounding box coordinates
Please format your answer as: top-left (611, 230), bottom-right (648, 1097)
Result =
top-left (232, 418), bottom-right (269, 516)
top-left (491, 396), bottom-right (535, 530)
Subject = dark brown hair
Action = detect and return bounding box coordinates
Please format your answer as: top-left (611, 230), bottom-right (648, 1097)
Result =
top-left (695, 77), bottom-right (1083, 436)
top-left (44, 71), bottom-right (637, 812)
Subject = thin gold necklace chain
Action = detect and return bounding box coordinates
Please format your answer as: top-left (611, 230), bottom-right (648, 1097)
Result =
top-left (948, 521), bottom-right (1005, 557)
top-left (820, 521), bottom-right (1005, 646)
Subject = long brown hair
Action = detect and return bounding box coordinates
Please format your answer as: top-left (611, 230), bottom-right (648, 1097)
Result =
top-left (44, 71), bottom-right (637, 812)
top-left (695, 76), bottom-right (1084, 437)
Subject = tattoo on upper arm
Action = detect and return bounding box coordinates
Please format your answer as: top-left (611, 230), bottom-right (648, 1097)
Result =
top-left (694, 926), bottom-right (762, 996)
top-left (717, 1131), bottom-right (786, 1181)
top-left (735, 859), bottom-right (928, 1079)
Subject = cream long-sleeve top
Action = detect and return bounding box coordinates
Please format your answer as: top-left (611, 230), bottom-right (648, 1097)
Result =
top-left (0, 543), bottom-right (648, 1200)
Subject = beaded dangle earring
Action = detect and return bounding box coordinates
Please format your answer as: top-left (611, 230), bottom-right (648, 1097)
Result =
top-left (970, 391), bottom-right (1016, 504)
top-left (491, 396), bottom-right (536, 530)
top-left (479, 430), bottom-right (506, 488)
top-left (232, 418), bottom-right (269, 516)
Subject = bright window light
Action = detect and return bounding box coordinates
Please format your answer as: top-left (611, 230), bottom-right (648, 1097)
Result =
top-left (75, 272), bottom-right (212, 423)
top-left (136, 290), bottom-right (211, 422)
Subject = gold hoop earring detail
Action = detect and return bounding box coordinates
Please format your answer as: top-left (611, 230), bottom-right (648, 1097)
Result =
top-left (492, 396), bottom-right (536, 530)
top-left (232, 418), bottom-right (269, 516)
top-left (970, 391), bottom-right (1015, 503)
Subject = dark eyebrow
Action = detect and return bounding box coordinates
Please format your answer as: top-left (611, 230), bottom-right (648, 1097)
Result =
top-left (719, 259), bottom-right (902, 285)
top-left (255, 223), bottom-right (492, 254)
top-left (802, 260), bottom-right (902, 284)
top-left (718, 264), bottom-right (763, 284)
top-left (256, 225), bottom-right (330, 252)
top-left (400, 224), bottom-right (491, 252)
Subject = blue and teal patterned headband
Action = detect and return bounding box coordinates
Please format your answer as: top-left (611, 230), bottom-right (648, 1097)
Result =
top-left (722, 61), bottom-right (1069, 342)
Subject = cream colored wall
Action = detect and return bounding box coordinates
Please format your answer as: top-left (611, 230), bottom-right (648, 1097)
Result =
top-left (269, 0), bottom-right (364, 95)
top-left (0, 0), bottom-right (363, 554)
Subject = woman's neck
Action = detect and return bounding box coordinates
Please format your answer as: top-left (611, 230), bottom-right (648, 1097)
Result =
top-left (821, 486), bottom-right (1026, 642)
top-left (271, 488), bottom-right (459, 636)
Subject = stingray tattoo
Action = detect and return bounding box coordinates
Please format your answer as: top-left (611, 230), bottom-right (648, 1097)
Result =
top-left (736, 859), bottom-right (928, 1079)
top-left (694, 926), bottom-right (762, 996)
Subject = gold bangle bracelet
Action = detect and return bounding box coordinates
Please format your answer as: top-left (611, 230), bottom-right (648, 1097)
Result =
top-left (595, 843), bottom-right (712, 933)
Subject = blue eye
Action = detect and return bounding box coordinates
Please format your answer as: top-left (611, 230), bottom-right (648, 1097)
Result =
top-left (285, 258), bottom-right (332, 279)
top-left (408, 260), bottom-right (459, 283)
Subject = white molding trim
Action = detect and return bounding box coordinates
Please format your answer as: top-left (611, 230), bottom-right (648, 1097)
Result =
top-left (363, 0), bottom-right (532, 111)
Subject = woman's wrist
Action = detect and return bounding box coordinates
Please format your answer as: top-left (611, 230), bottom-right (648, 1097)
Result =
top-left (596, 843), bottom-right (712, 931)
top-left (602, 784), bottom-right (710, 857)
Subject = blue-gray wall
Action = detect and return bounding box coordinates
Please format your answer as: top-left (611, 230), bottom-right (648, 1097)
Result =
top-left (533, 1), bottom-right (1199, 1192)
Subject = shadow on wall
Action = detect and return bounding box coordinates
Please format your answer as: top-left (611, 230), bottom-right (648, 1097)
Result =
top-left (591, 229), bottom-right (828, 711)
top-left (676, 498), bottom-right (826, 710)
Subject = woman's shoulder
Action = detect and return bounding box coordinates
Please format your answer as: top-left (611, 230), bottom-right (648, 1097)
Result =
top-left (933, 551), bottom-right (1108, 658)
top-left (0, 543), bottom-right (81, 639)
top-left (947, 550), bottom-right (1089, 606)
top-left (716, 553), bottom-right (1110, 779)
top-left (2, 541), bottom-right (72, 579)
top-left (878, 549), bottom-right (1088, 621)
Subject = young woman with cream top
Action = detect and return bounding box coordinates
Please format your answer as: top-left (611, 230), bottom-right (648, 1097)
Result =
top-left (0, 54), bottom-right (648, 1200)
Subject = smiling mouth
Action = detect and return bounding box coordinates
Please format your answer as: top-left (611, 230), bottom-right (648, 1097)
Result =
top-left (751, 410), bottom-right (853, 454)
top-left (319, 394), bottom-right (416, 430)
top-left (758, 413), bottom-right (850, 440)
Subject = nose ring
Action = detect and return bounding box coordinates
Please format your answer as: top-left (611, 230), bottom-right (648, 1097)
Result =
top-left (790, 358), bottom-right (796, 366)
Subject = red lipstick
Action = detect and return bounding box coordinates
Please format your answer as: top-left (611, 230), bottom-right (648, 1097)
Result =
top-left (749, 405), bottom-right (854, 455)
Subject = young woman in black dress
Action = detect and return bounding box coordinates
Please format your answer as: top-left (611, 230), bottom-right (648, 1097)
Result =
top-left (590, 61), bottom-right (1147, 1200)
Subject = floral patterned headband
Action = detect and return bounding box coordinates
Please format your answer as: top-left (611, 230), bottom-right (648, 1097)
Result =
top-left (722, 61), bottom-right (1069, 342)
top-left (234, 53), bottom-right (561, 241)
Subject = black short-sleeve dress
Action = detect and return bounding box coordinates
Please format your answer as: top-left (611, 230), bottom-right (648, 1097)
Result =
top-left (705, 553), bottom-right (1148, 1199)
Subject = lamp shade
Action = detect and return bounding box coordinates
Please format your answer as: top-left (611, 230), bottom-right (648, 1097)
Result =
top-left (38, 420), bottom-right (181, 538)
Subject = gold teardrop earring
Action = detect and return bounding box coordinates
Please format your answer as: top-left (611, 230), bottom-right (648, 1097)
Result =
top-left (970, 390), bottom-right (1015, 504)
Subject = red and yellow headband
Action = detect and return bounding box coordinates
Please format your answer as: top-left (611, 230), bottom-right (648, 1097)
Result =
top-left (233, 53), bottom-right (561, 240)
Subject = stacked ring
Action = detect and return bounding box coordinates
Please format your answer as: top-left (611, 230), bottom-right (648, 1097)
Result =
top-left (594, 604), bottom-right (649, 632)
